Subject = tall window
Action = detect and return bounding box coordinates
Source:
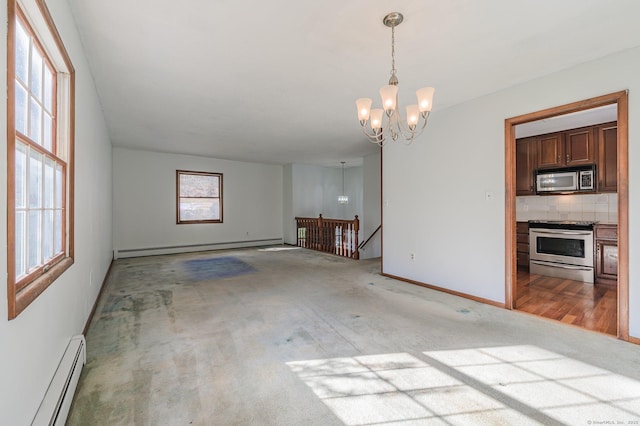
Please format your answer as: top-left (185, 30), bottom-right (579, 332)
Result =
top-left (7, 0), bottom-right (75, 319)
top-left (176, 170), bottom-right (223, 224)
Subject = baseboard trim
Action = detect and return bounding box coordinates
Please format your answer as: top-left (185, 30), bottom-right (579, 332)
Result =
top-left (629, 336), bottom-right (640, 345)
top-left (381, 272), bottom-right (505, 308)
top-left (83, 259), bottom-right (114, 336)
top-left (114, 238), bottom-right (284, 259)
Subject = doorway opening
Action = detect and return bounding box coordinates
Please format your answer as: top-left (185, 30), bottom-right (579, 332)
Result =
top-left (504, 91), bottom-right (629, 340)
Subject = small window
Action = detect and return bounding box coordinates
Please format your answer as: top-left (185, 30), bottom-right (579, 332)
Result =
top-left (176, 170), bottom-right (223, 224)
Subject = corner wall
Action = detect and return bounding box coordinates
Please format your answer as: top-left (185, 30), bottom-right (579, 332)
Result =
top-left (0, 0), bottom-right (113, 422)
top-left (383, 46), bottom-right (640, 337)
top-left (361, 152), bottom-right (381, 259)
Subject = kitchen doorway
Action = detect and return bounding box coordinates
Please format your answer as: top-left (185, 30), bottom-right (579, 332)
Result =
top-left (504, 91), bottom-right (629, 340)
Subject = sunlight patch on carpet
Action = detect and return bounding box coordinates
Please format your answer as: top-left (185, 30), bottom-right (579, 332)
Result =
top-left (258, 247), bottom-right (302, 252)
top-left (287, 346), bottom-right (640, 425)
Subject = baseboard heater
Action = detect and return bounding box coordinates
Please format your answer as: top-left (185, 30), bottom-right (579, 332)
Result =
top-left (32, 335), bottom-right (86, 426)
top-left (114, 238), bottom-right (283, 259)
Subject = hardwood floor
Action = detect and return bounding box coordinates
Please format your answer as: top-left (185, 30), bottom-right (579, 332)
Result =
top-left (516, 270), bottom-right (617, 336)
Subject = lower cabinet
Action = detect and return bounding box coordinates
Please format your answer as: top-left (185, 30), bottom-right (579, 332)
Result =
top-left (516, 221), bottom-right (529, 272)
top-left (595, 224), bottom-right (618, 286)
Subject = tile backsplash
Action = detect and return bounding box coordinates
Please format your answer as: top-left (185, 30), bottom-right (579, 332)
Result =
top-left (516, 193), bottom-right (617, 223)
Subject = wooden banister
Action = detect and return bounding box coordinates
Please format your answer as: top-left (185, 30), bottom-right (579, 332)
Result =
top-left (359, 224), bottom-right (381, 250)
top-left (295, 215), bottom-right (359, 259)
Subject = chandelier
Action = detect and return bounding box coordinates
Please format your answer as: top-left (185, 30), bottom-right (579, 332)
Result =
top-left (355, 12), bottom-right (435, 146)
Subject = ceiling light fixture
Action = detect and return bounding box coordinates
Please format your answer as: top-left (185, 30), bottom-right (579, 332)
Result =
top-left (338, 162), bottom-right (349, 204)
top-left (355, 12), bottom-right (435, 146)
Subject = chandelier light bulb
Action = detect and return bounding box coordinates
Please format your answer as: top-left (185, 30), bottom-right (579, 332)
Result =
top-left (356, 98), bottom-right (372, 122)
top-left (406, 104), bottom-right (419, 129)
top-left (416, 87), bottom-right (435, 113)
top-left (355, 12), bottom-right (435, 146)
top-left (370, 109), bottom-right (384, 130)
top-left (379, 85), bottom-right (398, 113)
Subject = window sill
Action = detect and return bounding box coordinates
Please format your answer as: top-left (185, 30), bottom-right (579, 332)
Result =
top-left (11, 257), bottom-right (74, 319)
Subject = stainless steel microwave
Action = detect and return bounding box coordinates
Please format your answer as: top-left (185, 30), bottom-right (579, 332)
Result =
top-left (535, 166), bottom-right (595, 194)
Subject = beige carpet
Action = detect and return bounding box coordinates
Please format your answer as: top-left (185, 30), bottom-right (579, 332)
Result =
top-left (68, 246), bottom-right (640, 425)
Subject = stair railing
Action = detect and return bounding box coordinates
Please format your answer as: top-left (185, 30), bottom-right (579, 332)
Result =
top-left (295, 214), bottom-right (359, 259)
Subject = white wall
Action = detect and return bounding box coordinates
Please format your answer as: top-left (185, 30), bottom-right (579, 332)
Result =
top-left (113, 147), bottom-right (283, 256)
top-left (383, 46), bottom-right (640, 338)
top-left (284, 164), bottom-right (364, 245)
top-left (361, 152), bottom-right (381, 259)
top-left (282, 164), bottom-right (295, 244)
top-left (0, 0), bottom-right (113, 423)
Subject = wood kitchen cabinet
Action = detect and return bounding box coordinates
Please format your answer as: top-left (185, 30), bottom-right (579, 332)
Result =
top-left (516, 137), bottom-right (537, 195)
top-left (565, 127), bottom-right (596, 166)
top-left (536, 133), bottom-right (564, 169)
top-left (597, 122), bottom-right (617, 193)
top-left (537, 127), bottom-right (595, 169)
top-left (516, 221), bottom-right (529, 271)
top-left (595, 224), bottom-right (618, 286)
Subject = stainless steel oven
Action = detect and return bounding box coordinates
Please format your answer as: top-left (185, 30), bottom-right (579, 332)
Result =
top-left (529, 221), bottom-right (595, 283)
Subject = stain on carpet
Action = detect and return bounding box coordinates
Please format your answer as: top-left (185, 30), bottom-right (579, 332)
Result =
top-left (182, 256), bottom-right (256, 281)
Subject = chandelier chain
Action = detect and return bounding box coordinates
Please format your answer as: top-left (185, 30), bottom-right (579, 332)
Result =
top-left (390, 25), bottom-right (396, 78)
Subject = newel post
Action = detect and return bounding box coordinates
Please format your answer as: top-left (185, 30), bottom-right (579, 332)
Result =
top-left (318, 214), bottom-right (323, 250)
top-left (353, 215), bottom-right (360, 259)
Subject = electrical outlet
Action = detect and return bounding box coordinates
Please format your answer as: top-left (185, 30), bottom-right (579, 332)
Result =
top-left (410, 253), bottom-right (415, 261)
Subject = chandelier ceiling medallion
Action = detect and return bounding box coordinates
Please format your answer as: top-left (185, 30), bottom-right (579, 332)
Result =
top-left (355, 12), bottom-right (435, 146)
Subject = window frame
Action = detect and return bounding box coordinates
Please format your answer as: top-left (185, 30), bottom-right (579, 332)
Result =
top-left (176, 170), bottom-right (223, 224)
top-left (7, 0), bottom-right (75, 319)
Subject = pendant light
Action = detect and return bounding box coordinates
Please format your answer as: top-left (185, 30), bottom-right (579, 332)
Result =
top-left (338, 162), bottom-right (348, 204)
top-left (355, 12), bottom-right (435, 146)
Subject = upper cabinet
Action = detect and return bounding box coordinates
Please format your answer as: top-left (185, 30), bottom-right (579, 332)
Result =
top-left (516, 137), bottom-right (537, 195)
top-left (537, 133), bottom-right (564, 169)
top-left (516, 121), bottom-right (617, 194)
top-left (565, 127), bottom-right (596, 166)
top-left (597, 122), bottom-right (618, 193)
top-left (536, 127), bottom-right (595, 169)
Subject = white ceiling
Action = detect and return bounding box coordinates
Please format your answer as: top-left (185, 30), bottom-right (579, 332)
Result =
top-left (68, 0), bottom-right (640, 166)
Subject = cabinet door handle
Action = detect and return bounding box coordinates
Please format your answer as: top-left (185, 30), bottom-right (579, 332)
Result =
top-left (566, 154), bottom-right (570, 163)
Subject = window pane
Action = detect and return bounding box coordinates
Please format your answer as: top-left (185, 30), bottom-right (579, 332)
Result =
top-left (44, 157), bottom-right (54, 208)
top-left (15, 142), bottom-right (27, 209)
top-left (30, 47), bottom-right (43, 101)
top-left (54, 209), bottom-right (62, 253)
top-left (43, 65), bottom-right (53, 112)
top-left (15, 20), bottom-right (29, 83)
top-left (29, 98), bottom-right (42, 144)
top-left (179, 198), bottom-right (220, 221)
top-left (55, 164), bottom-right (63, 208)
top-left (43, 113), bottom-right (53, 151)
top-left (28, 210), bottom-right (41, 270)
top-left (15, 82), bottom-right (28, 134)
top-left (179, 174), bottom-right (219, 197)
top-left (15, 211), bottom-right (26, 277)
top-left (29, 149), bottom-right (43, 208)
top-left (43, 210), bottom-right (54, 261)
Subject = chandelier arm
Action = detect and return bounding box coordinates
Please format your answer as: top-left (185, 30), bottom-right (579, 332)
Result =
top-left (403, 112), bottom-right (431, 144)
top-left (360, 127), bottom-right (387, 146)
top-left (393, 110), bottom-right (430, 141)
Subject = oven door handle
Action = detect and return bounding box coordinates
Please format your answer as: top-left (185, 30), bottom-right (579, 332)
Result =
top-left (530, 260), bottom-right (593, 271)
top-left (531, 230), bottom-right (592, 236)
